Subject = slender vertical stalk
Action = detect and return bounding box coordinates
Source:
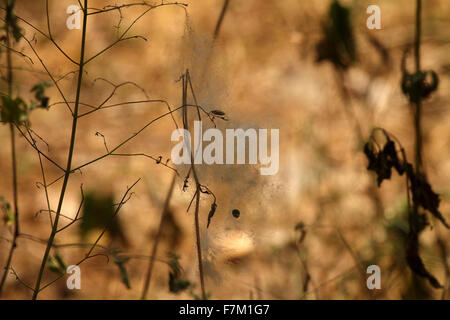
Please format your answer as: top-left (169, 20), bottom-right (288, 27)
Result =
top-left (410, 0), bottom-right (422, 235)
top-left (182, 71), bottom-right (206, 299)
top-left (0, 0), bottom-right (20, 296)
top-left (193, 186), bottom-right (206, 298)
top-left (213, 0), bottom-right (230, 41)
top-left (31, 0), bottom-right (88, 300)
top-left (413, 0), bottom-right (448, 295)
top-left (413, 0), bottom-right (422, 172)
top-left (141, 174), bottom-right (176, 300)
top-left (414, 0), bottom-right (422, 74)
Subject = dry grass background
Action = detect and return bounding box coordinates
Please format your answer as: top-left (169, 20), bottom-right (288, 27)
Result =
top-left (0, 0), bottom-right (450, 299)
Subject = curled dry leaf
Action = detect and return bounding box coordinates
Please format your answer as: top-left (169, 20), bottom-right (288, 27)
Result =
top-left (408, 169), bottom-right (450, 229)
top-left (364, 139), bottom-right (405, 186)
top-left (364, 128), bottom-right (449, 288)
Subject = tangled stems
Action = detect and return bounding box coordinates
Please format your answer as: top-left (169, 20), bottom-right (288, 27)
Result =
top-left (0, 0), bottom-right (20, 295)
top-left (31, 0), bottom-right (88, 300)
top-left (182, 70), bottom-right (206, 299)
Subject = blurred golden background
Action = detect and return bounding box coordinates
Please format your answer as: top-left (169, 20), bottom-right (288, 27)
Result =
top-left (0, 0), bottom-right (450, 299)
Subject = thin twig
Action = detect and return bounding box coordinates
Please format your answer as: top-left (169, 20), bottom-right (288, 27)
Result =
top-left (84, 2), bottom-right (187, 65)
top-left (0, 4), bottom-right (79, 64)
top-left (56, 185), bottom-right (84, 233)
top-left (27, 127), bottom-right (54, 228)
top-left (141, 174), bottom-right (176, 299)
top-left (413, 0), bottom-right (423, 172)
top-left (20, 34), bottom-right (74, 115)
top-left (0, 2), bottom-right (20, 295)
top-left (45, 104), bottom-right (209, 187)
top-left (31, 1), bottom-right (89, 300)
top-left (15, 125), bottom-right (65, 172)
top-left (213, 0), bottom-right (230, 41)
top-left (38, 178), bottom-right (140, 294)
top-left (85, 179), bottom-right (140, 258)
top-left (182, 70), bottom-right (206, 299)
top-left (336, 229), bottom-right (374, 299)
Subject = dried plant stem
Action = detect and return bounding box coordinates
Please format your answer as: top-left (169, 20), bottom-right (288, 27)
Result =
top-left (413, 0), bottom-right (423, 172)
top-left (213, 0), bottom-right (230, 41)
top-left (295, 243), bottom-right (318, 299)
top-left (414, 0), bottom-right (422, 76)
top-left (37, 179), bottom-right (139, 293)
top-left (0, 3), bottom-right (20, 295)
top-left (336, 229), bottom-right (374, 299)
top-left (193, 185), bottom-right (205, 298)
top-left (0, 126), bottom-right (19, 295)
top-left (141, 174), bottom-right (176, 300)
top-left (410, 0), bottom-right (422, 235)
top-left (31, 0), bottom-right (88, 300)
top-left (182, 71), bottom-right (206, 299)
top-left (413, 0), bottom-right (448, 294)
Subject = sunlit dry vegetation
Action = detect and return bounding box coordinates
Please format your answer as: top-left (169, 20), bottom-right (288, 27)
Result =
top-left (1, 0), bottom-right (450, 299)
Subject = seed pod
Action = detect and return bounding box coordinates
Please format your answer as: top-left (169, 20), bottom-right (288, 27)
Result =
top-left (207, 202), bottom-right (217, 228)
top-left (210, 110), bottom-right (228, 121)
top-left (211, 110), bottom-right (225, 116)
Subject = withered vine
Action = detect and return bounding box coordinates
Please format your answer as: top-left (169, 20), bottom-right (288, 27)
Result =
top-left (363, 0), bottom-right (447, 290)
